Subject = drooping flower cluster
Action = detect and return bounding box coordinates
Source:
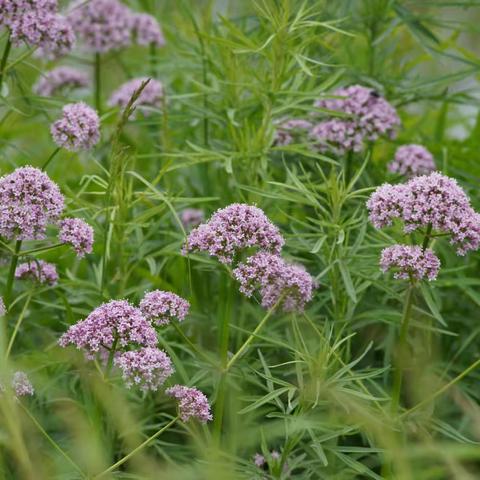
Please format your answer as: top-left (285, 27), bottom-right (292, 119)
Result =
top-left (274, 119), bottom-right (312, 146)
top-left (181, 208), bottom-right (204, 229)
top-left (183, 204), bottom-right (285, 264)
top-left (139, 290), bottom-right (190, 326)
top-left (108, 78), bottom-right (164, 117)
top-left (51, 102), bottom-right (100, 151)
top-left (131, 13), bottom-right (165, 47)
top-left (380, 245), bottom-right (440, 281)
top-left (0, 166), bottom-right (64, 240)
top-left (34, 66), bottom-right (89, 97)
top-left (367, 172), bottom-right (480, 255)
top-left (59, 218), bottom-right (94, 257)
top-left (388, 144), bottom-right (436, 177)
top-left (11, 371), bottom-right (34, 397)
top-left (114, 347), bottom-right (174, 392)
top-left (311, 85), bottom-right (400, 154)
top-left (233, 252), bottom-right (316, 312)
top-left (1, 0), bottom-right (74, 59)
top-left (15, 260), bottom-right (59, 285)
top-left (166, 385), bottom-right (212, 423)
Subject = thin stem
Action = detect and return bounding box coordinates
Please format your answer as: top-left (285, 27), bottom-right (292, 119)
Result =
top-left (94, 53), bottom-right (102, 114)
top-left (105, 336), bottom-right (118, 377)
top-left (0, 34), bottom-right (12, 94)
top-left (42, 147), bottom-right (61, 171)
top-left (4, 240), bottom-right (22, 309)
top-left (5, 293), bottom-right (31, 360)
top-left (94, 416), bottom-right (178, 478)
top-left (391, 283), bottom-right (415, 415)
top-left (19, 242), bottom-right (64, 256)
top-left (422, 224), bottom-right (433, 251)
top-left (344, 150), bottom-right (353, 185)
top-left (172, 321), bottom-right (215, 366)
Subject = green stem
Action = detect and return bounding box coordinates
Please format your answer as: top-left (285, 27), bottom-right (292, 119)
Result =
top-left (149, 42), bottom-right (157, 78)
top-left (0, 35), bottom-right (12, 94)
top-left (94, 416), bottom-right (178, 478)
top-left (5, 293), bottom-right (31, 360)
top-left (172, 321), bottom-right (215, 366)
top-left (42, 147), bottom-right (61, 171)
top-left (105, 336), bottom-right (118, 377)
top-left (94, 53), bottom-right (102, 114)
top-left (422, 224), bottom-right (433, 251)
top-left (344, 150), bottom-right (353, 185)
top-left (19, 242), bottom-right (64, 256)
top-left (4, 240), bottom-right (22, 309)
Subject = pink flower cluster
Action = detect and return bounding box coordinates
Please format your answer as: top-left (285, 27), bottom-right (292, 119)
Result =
top-left (233, 252), bottom-right (316, 312)
top-left (367, 172), bottom-right (480, 255)
top-left (1, 0), bottom-right (74, 58)
top-left (183, 204), bottom-right (285, 264)
top-left (59, 218), bottom-right (94, 257)
top-left (108, 78), bottom-right (164, 117)
top-left (140, 290), bottom-right (190, 326)
top-left (11, 371), bottom-right (34, 396)
top-left (0, 166), bottom-right (64, 240)
top-left (15, 260), bottom-right (58, 285)
top-left (181, 208), bottom-right (204, 229)
top-left (34, 66), bottom-right (89, 97)
top-left (274, 119), bottom-right (312, 146)
top-left (68, 0), bottom-right (165, 53)
top-left (114, 347), bottom-right (174, 392)
top-left (388, 144), bottom-right (436, 177)
top-left (166, 385), bottom-right (212, 423)
top-left (380, 245), bottom-right (440, 281)
top-left (51, 102), bottom-right (100, 151)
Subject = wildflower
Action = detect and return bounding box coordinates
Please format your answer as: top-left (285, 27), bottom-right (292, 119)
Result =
top-left (67, 0), bottom-right (133, 53)
top-left (0, 166), bottom-right (64, 240)
top-left (131, 13), bottom-right (165, 47)
top-left (380, 245), bottom-right (440, 281)
top-left (388, 144), bottom-right (436, 177)
top-left (59, 218), bottom-right (94, 257)
top-left (180, 208), bottom-right (204, 229)
top-left (183, 204), bottom-right (285, 264)
top-left (11, 371), bottom-right (34, 397)
top-left (274, 119), bottom-right (312, 146)
top-left (115, 347), bottom-right (174, 392)
top-left (34, 66), bottom-right (90, 97)
top-left (233, 252), bottom-right (316, 312)
top-left (51, 102), bottom-right (100, 151)
top-left (108, 78), bottom-right (164, 117)
top-left (139, 290), bottom-right (190, 326)
top-left (253, 453), bottom-right (266, 468)
top-left (59, 300), bottom-right (157, 358)
top-left (34, 14), bottom-right (75, 59)
top-left (15, 260), bottom-right (59, 285)
top-left (166, 385), bottom-right (212, 423)
top-left (310, 119), bottom-right (363, 155)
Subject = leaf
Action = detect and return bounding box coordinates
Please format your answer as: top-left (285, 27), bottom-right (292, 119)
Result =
top-left (339, 260), bottom-right (357, 303)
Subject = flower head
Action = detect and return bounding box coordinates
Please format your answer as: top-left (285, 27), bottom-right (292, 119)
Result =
top-left (34, 14), bottom-right (75, 59)
top-left (59, 300), bottom-right (157, 358)
top-left (166, 385), bottom-right (212, 423)
top-left (274, 119), bottom-right (312, 146)
top-left (180, 208), bottom-right (204, 229)
top-left (183, 204), bottom-right (285, 264)
top-left (254, 453), bottom-right (266, 468)
top-left (131, 13), bottom-right (165, 47)
top-left (380, 245), bottom-right (440, 281)
top-left (34, 66), bottom-right (90, 97)
top-left (310, 119), bottom-right (363, 155)
top-left (233, 252), bottom-right (316, 312)
top-left (51, 102), bottom-right (100, 151)
top-left (59, 217), bottom-right (94, 257)
top-left (139, 290), bottom-right (190, 326)
top-left (388, 144), bottom-right (436, 177)
top-left (0, 166), bottom-right (64, 240)
top-left (15, 260), bottom-right (58, 285)
top-left (114, 347), bottom-right (174, 391)
top-left (11, 371), bottom-right (34, 397)
top-left (108, 78), bottom-right (164, 117)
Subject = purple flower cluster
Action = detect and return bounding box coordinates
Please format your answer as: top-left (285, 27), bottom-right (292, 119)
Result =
top-left (380, 245), bottom-right (440, 281)
top-left (59, 218), bottom-right (94, 257)
top-left (59, 300), bottom-right (157, 358)
top-left (131, 13), bottom-right (165, 47)
top-left (114, 347), bottom-right (174, 392)
top-left (166, 385), bottom-right (212, 423)
top-left (388, 144), bottom-right (436, 177)
top-left (367, 172), bottom-right (480, 255)
top-left (51, 102), bottom-right (100, 151)
top-left (139, 290), bottom-right (190, 326)
top-left (108, 78), bottom-right (164, 117)
top-left (11, 371), bottom-right (34, 397)
top-left (183, 204), bottom-right (285, 264)
top-left (233, 252), bottom-right (316, 312)
top-left (0, 166), bottom-right (64, 240)
top-left (181, 208), bottom-right (204, 229)
top-left (274, 119), bottom-right (312, 146)
top-left (312, 85), bottom-right (400, 153)
top-left (34, 66), bottom-right (89, 97)
top-left (15, 260), bottom-right (58, 285)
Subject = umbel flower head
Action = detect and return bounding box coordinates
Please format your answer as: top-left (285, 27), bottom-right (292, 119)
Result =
top-left (15, 260), bottom-right (59, 285)
top-left (0, 166), bottom-right (64, 240)
top-left (380, 245), bottom-right (440, 281)
top-left (114, 347), bottom-right (174, 392)
top-left (59, 300), bottom-right (157, 358)
top-left (51, 102), bottom-right (100, 151)
top-left (11, 371), bottom-right (34, 397)
top-left (131, 13), bottom-right (165, 47)
top-left (233, 252), bottom-right (316, 312)
top-left (181, 208), bottom-right (204, 229)
top-left (59, 218), bottom-right (94, 257)
top-left (274, 119), bottom-right (312, 146)
top-left (108, 78), bottom-right (164, 117)
top-left (388, 144), bottom-right (436, 177)
top-left (139, 290), bottom-right (190, 326)
top-left (166, 385), bottom-right (212, 423)
top-left (367, 172), bottom-right (480, 255)
top-left (183, 203), bottom-right (285, 264)
top-left (34, 66), bottom-right (89, 97)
